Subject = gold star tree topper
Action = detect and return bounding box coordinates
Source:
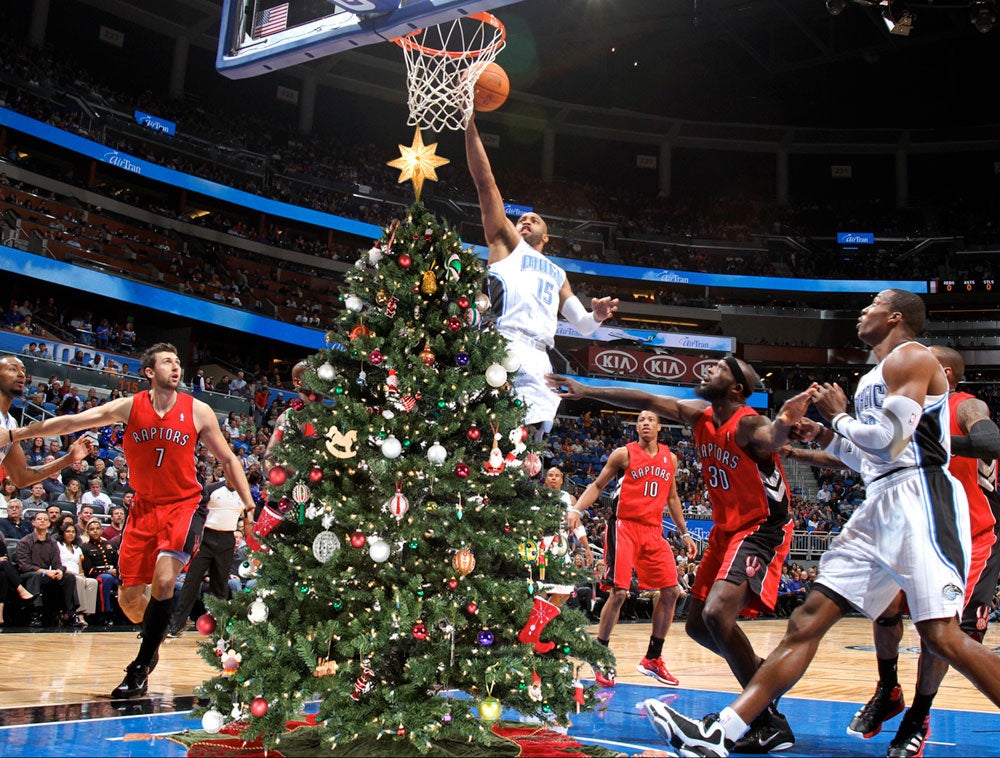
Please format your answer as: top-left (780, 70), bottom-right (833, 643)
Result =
top-left (387, 127), bottom-right (450, 200)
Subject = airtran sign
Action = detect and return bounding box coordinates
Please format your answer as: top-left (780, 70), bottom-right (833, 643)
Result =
top-left (837, 232), bottom-right (874, 245)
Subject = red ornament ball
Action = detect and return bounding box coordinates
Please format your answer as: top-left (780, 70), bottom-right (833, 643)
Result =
top-left (457, 295), bottom-right (470, 309)
top-left (350, 530), bottom-right (367, 549)
top-left (267, 466), bottom-right (287, 486)
top-left (290, 398), bottom-right (305, 411)
top-left (467, 602), bottom-right (478, 615)
top-left (399, 253), bottom-right (412, 268)
top-left (369, 349), bottom-right (384, 366)
top-left (250, 697), bottom-right (269, 718)
top-left (308, 466), bottom-right (324, 484)
top-left (467, 426), bottom-right (481, 442)
top-left (447, 578), bottom-right (459, 590)
top-left (455, 462), bottom-right (470, 479)
top-left (196, 613), bottom-right (217, 635)
top-left (447, 317), bottom-right (462, 332)
top-left (412, 621), bottom-right (429, 640)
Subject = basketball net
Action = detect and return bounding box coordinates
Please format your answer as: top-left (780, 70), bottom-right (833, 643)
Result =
top-left (393, 12), bottom-right (506, 132)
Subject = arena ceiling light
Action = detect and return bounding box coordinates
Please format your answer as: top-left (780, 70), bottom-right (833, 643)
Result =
top-left (880, 0), bottom-right (915, 34)
top-left (970, 0), bottom-right (996, 32)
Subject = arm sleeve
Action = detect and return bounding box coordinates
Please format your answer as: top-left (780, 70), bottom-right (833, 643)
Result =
top-left (825, 435), bottom-right (865, 473)
top-left (950, 418), bottom-right (1000, 462)
top-left (831, 394), bottom-right (922, 462)
top-left (560, 295), bottom-right (600, 336)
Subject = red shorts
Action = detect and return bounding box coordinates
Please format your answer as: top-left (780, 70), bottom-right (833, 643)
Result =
top-left (601, 518), bottom-right (679, 591)
top-left (118, 494), bottom-right (203, 586)
top-left (691, 516), bottom-right (793, 613)
top-left (961, 524), bottom-right (1000, 636)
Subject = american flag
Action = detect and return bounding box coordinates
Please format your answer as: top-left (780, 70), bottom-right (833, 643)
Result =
top-left (252, 2), bottom-right (288, 38)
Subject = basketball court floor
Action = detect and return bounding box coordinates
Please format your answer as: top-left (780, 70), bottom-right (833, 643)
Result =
top-left (1, 617), bottom-right (997, 756)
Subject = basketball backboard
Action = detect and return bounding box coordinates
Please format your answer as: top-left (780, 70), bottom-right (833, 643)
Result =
top-left (217, 0), bottom-right (526, 80)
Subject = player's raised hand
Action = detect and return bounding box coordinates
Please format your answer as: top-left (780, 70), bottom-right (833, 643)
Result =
top-left (812, 382), bottom-right (848, 422)
top-left (66, 432), bottom-right (97, 462)
top-left (776, 386), bottom-right (817, 427)
top-left (590, 296), bottom-right (619, 322)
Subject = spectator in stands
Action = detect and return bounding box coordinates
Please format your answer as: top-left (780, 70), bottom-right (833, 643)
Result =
top-left (57, 522), bottom-right (95, 626)
top-left (80, 478), bottom-right (111, 509)
top-left (229, 370), bottom-right (248, 397)
top-left (75, 504), bottom-right (97, 537)
top-left (45, 504), bottom-right (63, 532)
top-left (87, 353), bottom-right (106, 371)
top-left (41, 459), bottom-right (66, 501)
top-left (62, 478), bottom-right (83, 506)
top-left (24, 482), bottom-right (47, 509)
top-left (0, 537), bottom-right (36, 625)
top-left (21, 342), bottom-right (38, 358)
top-left (108, 469), bottom-right (131, 497)
top-left (1, 499), bottom-right (32, 539)
top-left (118, 321), bottom-right (136, 352)
top-left (36, 343), bottom-right (50, 360)
top-left (68, 350), bottom-right (86, 367)
top-left (82, 518), bottom-right (119, 626)
top-left (103, 358), bottom-right (121, 376)
top-left (61, 458), bottom-right (90, 491)
top-left (103, 505), bottom-right (126, 541)
top-left (95, 319), bottom-right (112, 349)
top-left (1, 478), bottom-right (20, 510)
top-left (25, 437), bottom-right (47, 466)
top-left (105, 455), bottom-right (127, 487)
top-left (16, 510), bottom-right (80, 627)
top-left (192, 369), bottom-right (206, 396)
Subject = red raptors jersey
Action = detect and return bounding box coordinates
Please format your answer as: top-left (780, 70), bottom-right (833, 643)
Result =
top-left (612, 441), bottom-right (676, 527)
top-left (949, 391), bottom-right (998, 538)
top-left (694, 405), bottom-right (790, 532)
top-left (124, 391), bottom-right (201, 505)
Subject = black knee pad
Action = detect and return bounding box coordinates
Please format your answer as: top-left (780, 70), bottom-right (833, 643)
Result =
top-left (876, 612), bottom-right (902, 627)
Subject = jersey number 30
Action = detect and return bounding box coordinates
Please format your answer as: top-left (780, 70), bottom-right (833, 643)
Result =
top-left (706, 465), bottom-right (731, 490)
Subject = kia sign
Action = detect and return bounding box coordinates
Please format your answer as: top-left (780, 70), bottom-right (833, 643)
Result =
top-left (642, 354), bottom-right (687, 382)
top-left (577, 347), bottom-right (715, 384)
top-left (594, 350), bottom-right (639, 375)
top-left (837, 232), bottom-right (874, 245)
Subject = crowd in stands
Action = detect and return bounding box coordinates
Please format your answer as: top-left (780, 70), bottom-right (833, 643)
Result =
top-left (2, 28), bottom-right (999, 291)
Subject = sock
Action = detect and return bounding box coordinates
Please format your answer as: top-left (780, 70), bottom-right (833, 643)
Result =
top-left (597, 637), bottom-right (610, 647)
top-left (907, 691), bottom-right (935, 723)
top-left (877, 656), bottom-right (899, 689)
top-left (718, 707), bottom-right (749, 742)
top-left (645, 636), bottom-right (665, 660)
top-left (135, 597), bottom-right (171, 668)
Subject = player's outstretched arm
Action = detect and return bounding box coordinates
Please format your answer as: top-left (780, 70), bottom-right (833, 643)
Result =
top-left (6, 396), bottom-right (132, 445)
top-left (464, 115), bottom-right (518, 262)
top-left (665, 453), bottom-right (697, 561)
top-left (740, 387), bottom-right (817, 453)
top-left (545, 374), bottom-right (705, 426)
top-left (2, 433), bottom-right (96, 488)
top-left (193, 400), bottom-right (256, 518)
top-left (573, 447), bottom-right (627, 516)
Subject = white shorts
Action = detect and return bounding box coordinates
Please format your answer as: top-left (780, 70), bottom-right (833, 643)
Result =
top-left (504, 338), bottom-right (559, 426)
top-left (817, 466), bottom-right (970, 623)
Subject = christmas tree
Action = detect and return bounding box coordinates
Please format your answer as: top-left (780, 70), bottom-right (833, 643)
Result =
top-left (194, 202), bottom-right (613, 753)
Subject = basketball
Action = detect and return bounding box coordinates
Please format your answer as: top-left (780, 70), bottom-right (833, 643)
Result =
top-left (473, 62), bottom-right (510, 112)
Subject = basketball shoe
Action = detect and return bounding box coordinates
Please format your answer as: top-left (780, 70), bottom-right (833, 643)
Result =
top-left (592, 665), bottom-right (616, 688)
top-left (110, 661), bottom-right (149, 699)
top-left (637, 656), bottom-right (680, 686)
top-left (730, 707), bottom-right (795, 753)
top-left (847, 681), bottom-right (905, 738)
top-left (887, 712), bottom-right (930, 758)
top-left (642, 698), bottom-right (730, 757)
